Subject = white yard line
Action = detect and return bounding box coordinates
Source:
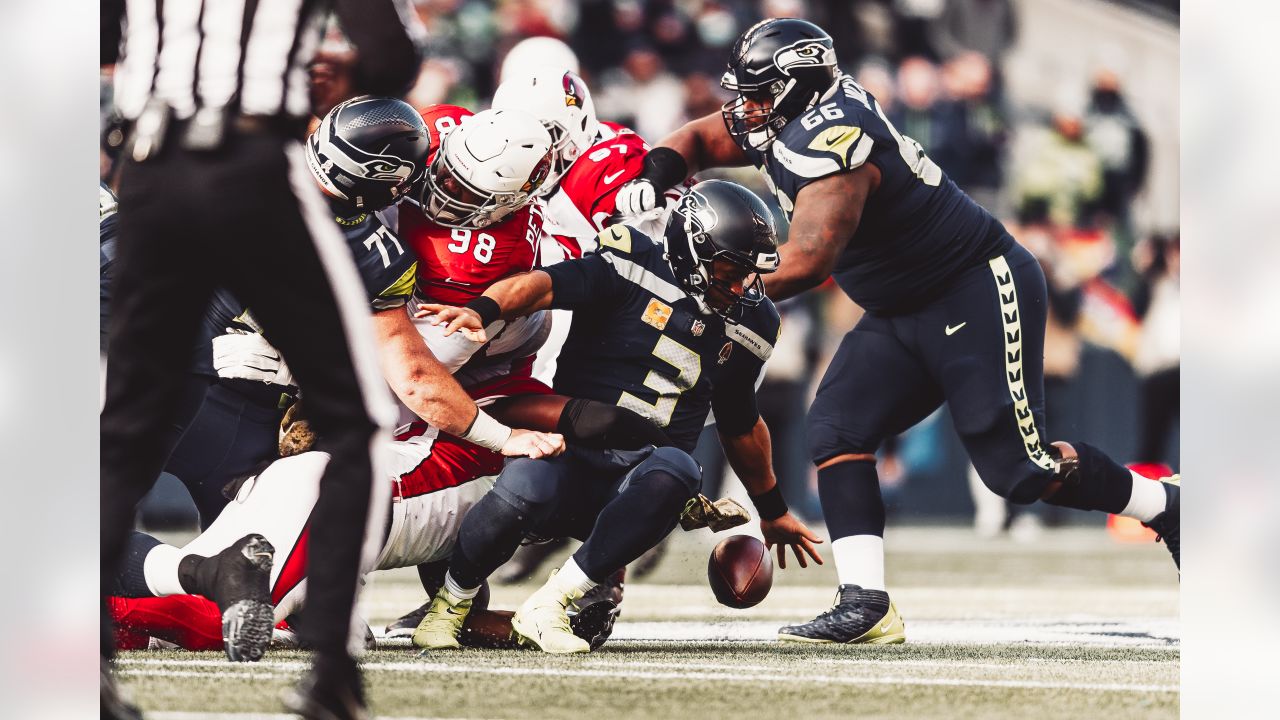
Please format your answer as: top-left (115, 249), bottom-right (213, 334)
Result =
top-left (117, 659), bottom-right (1177, 694)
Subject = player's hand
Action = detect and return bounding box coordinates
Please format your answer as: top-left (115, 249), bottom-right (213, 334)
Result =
top-left (501, 429), bottom-right (566, 459)
top-left (212, 330), bottom-right (296, 387)
top-left (415, 303), bottom-right (488, 342)
top-left (760, 512), bottom-right (825, 569)
top-left (615, 178), bottom-right (659, 217)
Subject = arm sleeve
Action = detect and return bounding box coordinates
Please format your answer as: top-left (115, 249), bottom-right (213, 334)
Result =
top-left (332, 0), bottom-right (423, 97)
top-left (711, 361), bottom-right (764, 437)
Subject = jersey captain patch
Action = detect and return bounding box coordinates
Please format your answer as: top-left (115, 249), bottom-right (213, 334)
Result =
top-left (641, 298), bottom-right (672, 330)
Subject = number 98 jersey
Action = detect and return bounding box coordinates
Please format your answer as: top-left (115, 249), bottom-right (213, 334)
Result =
top-left (542, 226), bottom-right (781, 452)
top-left (739, 74), bottom-right (1012, 316)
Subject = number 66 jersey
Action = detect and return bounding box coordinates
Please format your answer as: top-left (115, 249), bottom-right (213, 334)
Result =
top-left (738, 74), bottom-right (1012, 316)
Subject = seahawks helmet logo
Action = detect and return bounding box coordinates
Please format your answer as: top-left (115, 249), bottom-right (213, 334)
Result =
top-left (363, 158), bottom-right (415, 183)
top-left (773, 40), bottom-right (834, 74)
top-left (674, 190), bottom-right (719, 243)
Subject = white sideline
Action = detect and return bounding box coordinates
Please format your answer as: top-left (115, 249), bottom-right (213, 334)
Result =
top-left (117, 659), bottom-right (1178, 694)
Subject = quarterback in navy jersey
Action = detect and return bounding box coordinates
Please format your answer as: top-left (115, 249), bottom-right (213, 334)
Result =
top-left (616, 18), bottom-right (1179, 645)
top-left (411, 180), bottom-right (823, 654)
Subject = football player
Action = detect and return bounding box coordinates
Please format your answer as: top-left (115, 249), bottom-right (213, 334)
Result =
top-left (412, 180), bottom-right (824, 654)
top-left (106, 97), bottom-right (566, 662)
top-left (615, 18), bottom-right (1180, 644)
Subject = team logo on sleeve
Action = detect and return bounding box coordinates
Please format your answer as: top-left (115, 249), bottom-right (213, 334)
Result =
top-left (642, 299), bottom-right (673, 330)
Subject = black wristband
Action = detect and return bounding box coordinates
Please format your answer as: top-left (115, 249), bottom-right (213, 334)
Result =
top-left (749, 485), bottom-right (789, 521)
top-left (640, 147), bottom-right (689, 192)
top-left (463, 295), bottom-right (501, 326)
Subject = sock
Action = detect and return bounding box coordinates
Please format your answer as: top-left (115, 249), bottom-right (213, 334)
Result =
top-left (110, 532), bottom-right (164, 598)
top-left (572, 469), bottom-right (690, 580)
top-left (817, 460), bottom-right (886, 537)
top-left (830, 535), bottom-right (886, 591)
top-left (449, 491), bottom-right (535, 589)
top-left (142, 544), bottom-right (187, 597)
top-left (443, 571), bottom-right (480, 600)
top-left (1041, 441), bottom-right (1133, 513)
top-left (549, 557), bottom-right (597, 597)
top-left (1119, 470), bottom-right (1171, 523)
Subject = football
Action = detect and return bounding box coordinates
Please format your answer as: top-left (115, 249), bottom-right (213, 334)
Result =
top-left (707, 534), bottom-right (773, 609)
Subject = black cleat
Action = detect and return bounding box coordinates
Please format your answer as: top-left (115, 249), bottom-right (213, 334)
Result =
top-left (778, 585), bottom-right (906, 644)
top-left (185, 533), bottom-right (275, 662)
top-left (579, 567), bottom-right (625, 608)
top-left (1143, 476), bottom-right (1180, 571)
top-left (569, 600), bottom-right (620, 651)
top-left (282, 655), bottom-right (368, 720)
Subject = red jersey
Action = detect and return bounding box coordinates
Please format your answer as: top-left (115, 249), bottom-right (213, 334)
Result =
top-left (405, 103), bottom-right (545, 305)
top-left (544, 122), bottom-right (686, 259)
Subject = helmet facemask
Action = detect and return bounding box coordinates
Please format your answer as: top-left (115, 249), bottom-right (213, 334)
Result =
top-left (419, 131), bottom-right (552, 229)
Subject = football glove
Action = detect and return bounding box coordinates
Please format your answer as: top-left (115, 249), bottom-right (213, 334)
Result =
top-left (212, 329), bottom-right (295, 387)
top-left (679, 494), bottom-right (752, 532)
top-left (615, 178), bottom-right (659, 217)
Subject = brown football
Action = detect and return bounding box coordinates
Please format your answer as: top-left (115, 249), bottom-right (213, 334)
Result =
top-left (707, 535), bottom-right (773, 609)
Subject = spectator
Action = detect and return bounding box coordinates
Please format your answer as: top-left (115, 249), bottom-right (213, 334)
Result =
top-left (889, 57), bottom-right (967, 181)
top-left (1085, 66), bottom-right (1151, 285)
top-left (940, 51), bottom-right (1009, 216)
top-left (594, 44), bottom-right (686, 141)
top-left (1011, 86), bottom-right (1104, 230)
top-left (927, 0), bottom-right (1017, 65)
top-left (855, 57), bottom-right (897, 111)
top-left (1130, 233), bottom-right (1180, 467)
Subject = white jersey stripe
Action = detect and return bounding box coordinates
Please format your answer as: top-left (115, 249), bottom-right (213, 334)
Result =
top-left (727, 322), bottom-right (774, 362)
top-left (600, 253), bottom-right (685, 303)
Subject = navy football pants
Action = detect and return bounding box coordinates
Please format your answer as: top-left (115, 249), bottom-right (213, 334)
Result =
top-left (808, 242), bottom-right (1057, 503)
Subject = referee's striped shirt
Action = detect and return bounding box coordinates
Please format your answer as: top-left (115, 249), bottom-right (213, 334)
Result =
top-left (103, 0), bottom-right (423, 122)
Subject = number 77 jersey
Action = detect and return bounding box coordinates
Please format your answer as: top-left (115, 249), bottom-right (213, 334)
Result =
top-left (740, 74), bottom-right (1012, 316)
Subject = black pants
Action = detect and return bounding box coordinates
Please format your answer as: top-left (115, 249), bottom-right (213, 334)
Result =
top-left (101, 132), bottom-right (396, 658)
top-left (807, 242), bottom-right (1057, 503)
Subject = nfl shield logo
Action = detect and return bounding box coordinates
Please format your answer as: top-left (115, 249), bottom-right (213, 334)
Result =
top-left (691, 320), bottom-right (705, 336)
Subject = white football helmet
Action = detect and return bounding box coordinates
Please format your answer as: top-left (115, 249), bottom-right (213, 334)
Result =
top-left (492, 68), bottom-right (601, 197)
top-left (416, 108), bottom-right (554, 229)
top-left (498, 36), bottom-right (580, 83)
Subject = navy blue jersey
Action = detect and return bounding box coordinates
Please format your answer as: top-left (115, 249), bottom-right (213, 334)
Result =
top-left (543, 226), bottom-right (781, 452)
top-left (99, 184), bottom-right (119, 353)
top-left (739, 75), bottom-right (1012, 315)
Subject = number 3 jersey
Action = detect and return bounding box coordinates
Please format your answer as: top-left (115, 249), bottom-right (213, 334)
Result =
top-left (739, 74), bottom-right (1012, 316)
top-left (541, 226), bottom-right (781, 452)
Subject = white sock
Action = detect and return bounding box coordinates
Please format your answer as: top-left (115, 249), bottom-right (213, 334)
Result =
top-left (549, 557), bottom-right (597, 597)
top-left (142, 544), bottom-right (186, 596)
top-left (831, 535), bottom-right (886, 591)
top-left (443, 571), bottom-right (479, 600)
top-left (1119, 471), bottom-right (1169, 523)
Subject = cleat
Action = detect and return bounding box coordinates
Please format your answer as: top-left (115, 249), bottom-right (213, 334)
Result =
top-left (1143, 477), bottom-right (1180, 571)
top-left (511, 574), bottom-right (591, 654)
top-left (411, 587), bottom-right (472, 650)
top-left (778, 585), bottom-right (906, 645)
top-left (282, 654), bottom-right (368, 720)
top-left (569, 600), bottom-right (619, 651)
top-left (578, 567), bottom-right (625, 608)
top-left (188, 534), bottom-right (275, 662)
top-left (385, 601), bottom-right (430, 641)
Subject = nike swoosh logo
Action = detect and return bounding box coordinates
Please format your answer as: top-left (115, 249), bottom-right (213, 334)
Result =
top-left (945, 322), bottom-right (967, 336)
top-left (603, 170), bottom-right (625, 185)
top-left (445, 608), bottom-right (465, 616)
top-left (825, 131), bottom-right (855, 147)
top-left (880, 621), bottom-right (892, 633)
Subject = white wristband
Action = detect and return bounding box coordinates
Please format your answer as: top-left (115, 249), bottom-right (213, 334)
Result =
top-left (460, 408), bottom-right (512, 452)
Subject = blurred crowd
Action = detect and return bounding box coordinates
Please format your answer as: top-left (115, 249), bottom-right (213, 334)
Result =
top-left (106, 0), bottom-right (1179, 532)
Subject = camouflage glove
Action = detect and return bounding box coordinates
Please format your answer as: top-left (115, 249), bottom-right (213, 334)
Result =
top-left (679, 494), bottom-right (751, 532)
top-left (278, 401), bottom-right (317, 457)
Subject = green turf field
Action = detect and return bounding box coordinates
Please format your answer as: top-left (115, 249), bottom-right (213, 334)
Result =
top-left (116, 526), bottom-right (1179, 719)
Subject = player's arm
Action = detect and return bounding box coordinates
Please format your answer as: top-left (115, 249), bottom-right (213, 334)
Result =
top-left (763, 164), bottom-right (878, 302)
top-left (616, 112), bottom-right (750, 216)
top-left (370, 306), bottom-right (564, 458)
top-left (713, 370), bottom-right (824, 568)
top-left (415, 269), bottom-right (554, 341)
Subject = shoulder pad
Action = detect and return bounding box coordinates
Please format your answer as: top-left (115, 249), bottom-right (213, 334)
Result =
top-left (593, 224), bottom-right (664, 258)
top-left (772, 122), bottom-right (874, 179)
top-left (727, 298), bottom-right (781, 362)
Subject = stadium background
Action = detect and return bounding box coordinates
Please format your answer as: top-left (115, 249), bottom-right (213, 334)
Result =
top-left (104, 0), bottom-right (1180, 535)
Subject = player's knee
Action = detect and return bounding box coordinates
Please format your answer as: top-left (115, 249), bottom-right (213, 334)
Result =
top-left (492, 458), bottom-right (566, 512)
top-left (640, 446), bottom-right (702, 496)
top-left (806, 419), bottom-right (877, 467)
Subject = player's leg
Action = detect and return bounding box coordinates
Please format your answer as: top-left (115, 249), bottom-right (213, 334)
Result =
top-left (938, 244), bottom-right (1179, 570)
top-left (513, 446), bottom-right (703, 654)
top-left (213, 137), bottom-right (398, 667)
top-left (413, 453), bottom-right (588, 650)
top-left (778, 318), bottom-right (943, 644)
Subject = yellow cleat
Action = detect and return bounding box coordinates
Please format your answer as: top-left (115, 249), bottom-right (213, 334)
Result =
top-left (511, 575), bottom-right (591, 654)
top-left (411, 587), bottom-right (472, 650)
